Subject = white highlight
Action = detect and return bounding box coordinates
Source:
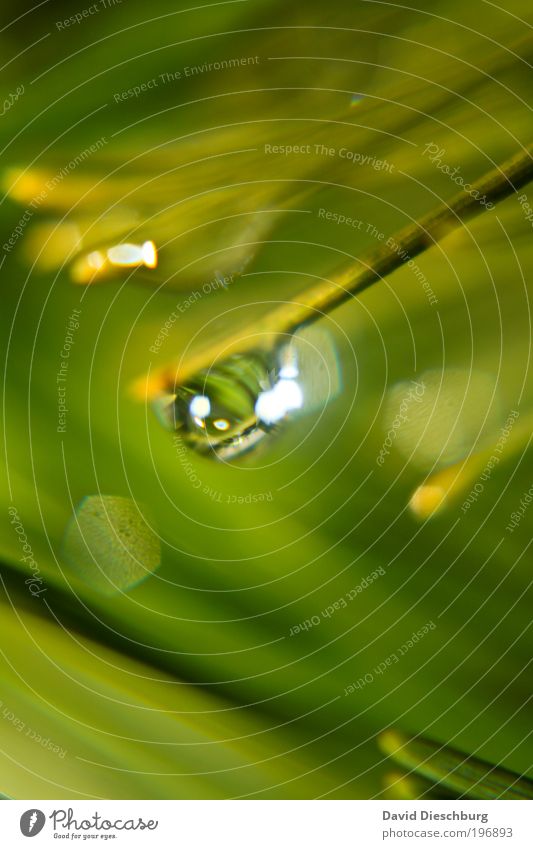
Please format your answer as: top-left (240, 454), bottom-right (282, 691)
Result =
top-left (107, 240), bottom-right (158, 268)
top-left (189, 395), bottom-right (211, 419)
top-left (255, 379), bottom-right (303, 425)
top-left (87, 250), bottom-right (106, 270)
top-left (279, 363), bottom-right (299, 379)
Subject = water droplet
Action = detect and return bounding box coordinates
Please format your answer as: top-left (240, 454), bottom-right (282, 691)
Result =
top-left (62, 495), bottom-right (160, 595)
top-left (153, 326), bottom-right (341, 460)
top-left (154, 351), bottom-right (277, 459)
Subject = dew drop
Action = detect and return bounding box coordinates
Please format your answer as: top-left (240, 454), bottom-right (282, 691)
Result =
top-left (62, 495), bottom-right (160, 595)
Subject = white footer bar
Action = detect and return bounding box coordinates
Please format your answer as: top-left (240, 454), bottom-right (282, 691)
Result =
top-left (1, 800), bottom-right (532, 848)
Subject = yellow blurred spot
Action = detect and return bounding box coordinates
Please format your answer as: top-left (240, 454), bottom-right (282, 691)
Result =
top-left (383, 369), bottom-right (500, 471)
top-left (70, 250), bottom-right (108, 284)
top-left (142, 240), bottom-right (158, 268)
top-left (409, 454), bottom-right (487, 519)
top-left (382, 770), bottom-right (426, 800)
